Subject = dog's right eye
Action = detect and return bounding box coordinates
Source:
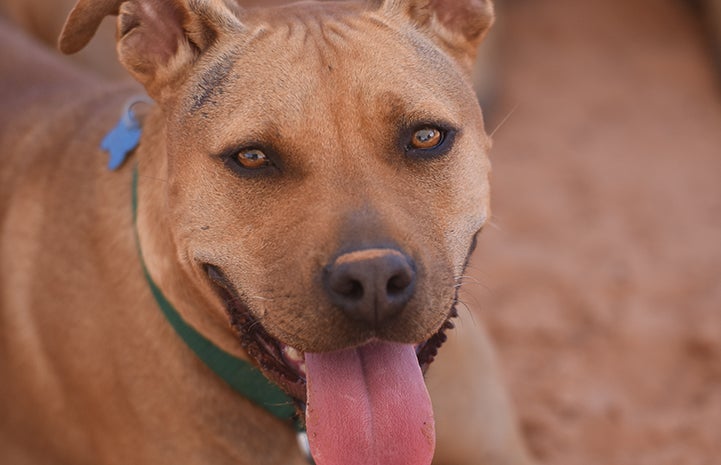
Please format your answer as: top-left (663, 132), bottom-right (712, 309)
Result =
top-left (410, 128), bottom-right (444, 150)
top-left (221, 146), bottom-right (276, 176)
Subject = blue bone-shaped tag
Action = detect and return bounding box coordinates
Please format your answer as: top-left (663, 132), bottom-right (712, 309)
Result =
top-left (101, 98), bottom-right (149, 171)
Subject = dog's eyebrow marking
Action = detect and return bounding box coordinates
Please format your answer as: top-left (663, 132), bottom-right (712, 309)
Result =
top-left (190, 51), bottom-right (240, 114)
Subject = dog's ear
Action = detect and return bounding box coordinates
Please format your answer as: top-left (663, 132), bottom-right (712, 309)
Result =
top-left (59, 0), bottom-right (121, 55)
top-left (59, 0), bottom-right (244, 100)
top-left (375, 0), bottom-right (495, 70)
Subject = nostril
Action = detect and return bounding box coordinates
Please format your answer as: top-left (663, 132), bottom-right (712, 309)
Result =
top-left (338, 278), bottom-right (364, 301)
top-left (387, 270), bottom-right (413, 296)
top-left (325, 263), bottom-right (366, 301)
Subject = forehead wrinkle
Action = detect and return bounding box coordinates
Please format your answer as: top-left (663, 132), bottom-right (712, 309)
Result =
top-left (253, 3), bottom-right (371, 68)
top-left (254, 15), bottom-right (458, 155)
top-left (189, 6), bottom-right (475, 154)
top-left (284, 17), bottom-right (358, 72)
top-left (185, 23), bottom-right (275, 115)
top-left (189, 47), bottom-right (243, 114)
top-left (237, 17), bottom-right (358, 125)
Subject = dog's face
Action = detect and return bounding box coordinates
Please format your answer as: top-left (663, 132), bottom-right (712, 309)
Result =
top-left (61, 0), bottom-right (493, 399)
top-left (168, 3), bottom-right (492, 346)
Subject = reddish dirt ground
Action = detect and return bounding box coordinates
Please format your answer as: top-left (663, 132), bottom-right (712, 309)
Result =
top-left (466, 0), bottom-right (721, 464)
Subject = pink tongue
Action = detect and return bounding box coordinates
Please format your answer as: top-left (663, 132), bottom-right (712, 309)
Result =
top-left (305, 342), bottom-right (435, 465)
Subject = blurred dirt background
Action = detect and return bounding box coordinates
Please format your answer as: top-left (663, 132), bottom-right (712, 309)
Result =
top-left (467, 0), bottom-right (721, 464)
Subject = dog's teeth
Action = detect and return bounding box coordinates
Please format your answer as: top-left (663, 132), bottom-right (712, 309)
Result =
top-left (283, 346), bottom-right (304, 364)
top-left (281, 346), bottom-right (307, 378)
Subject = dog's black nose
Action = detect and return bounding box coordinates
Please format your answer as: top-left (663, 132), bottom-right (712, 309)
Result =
top-left (324, 248), bottom-right (416, 325)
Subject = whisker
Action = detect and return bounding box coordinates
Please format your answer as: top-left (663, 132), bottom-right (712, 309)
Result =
top-left (137, 174), bottom-right (169, 184)
top-left (458, 280), bottom-right (492, 292)
top-left (487, 219), bottom-right (502, 231)
top-left (489, 103), bottom-right (519, 139)
top-left (455, 299), bottom-right (480, 327)
top-left (454, 275), bottom-right (484, 285)
top-left (453, 299), bottom-right (474, 321)
top-left (222, 297), bottom-right (238, 307)
top-left (245, 318), bottom-right (265, 332)
top-left (461, 263), bottom-right (483, 272)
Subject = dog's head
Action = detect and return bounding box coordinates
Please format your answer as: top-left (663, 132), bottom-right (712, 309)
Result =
top-left (62, 0), bottom-right (493, 462)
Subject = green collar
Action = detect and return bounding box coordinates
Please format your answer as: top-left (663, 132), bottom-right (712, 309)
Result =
top-left (131, 167), bottom-right (300, 425)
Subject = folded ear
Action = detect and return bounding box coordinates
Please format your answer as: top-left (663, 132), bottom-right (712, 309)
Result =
top-left (59, 0), bottom-right (244, 100)
top-left (376, 0), bottom-right (495, 70)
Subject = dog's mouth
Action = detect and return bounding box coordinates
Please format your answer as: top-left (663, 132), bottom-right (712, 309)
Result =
top-left (203, 264), bottom-right (456, 405)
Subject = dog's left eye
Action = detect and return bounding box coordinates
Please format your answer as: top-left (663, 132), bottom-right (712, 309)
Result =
top-left (234, 149), bottom-right (271, 170)
top-left (404, 124), bottom-right (455, 159)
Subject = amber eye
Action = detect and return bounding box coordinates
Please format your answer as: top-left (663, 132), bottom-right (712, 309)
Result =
top-left (410, 127), bottom-right (444, 150)
top-left (234, 149), bottom-right (270, 170)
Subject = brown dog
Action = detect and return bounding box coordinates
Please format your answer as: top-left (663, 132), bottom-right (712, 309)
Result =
top-left (0, 1), bottom-right (532, 464)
